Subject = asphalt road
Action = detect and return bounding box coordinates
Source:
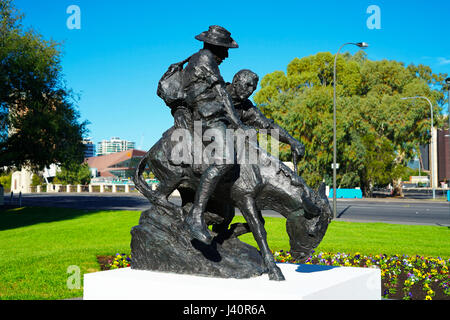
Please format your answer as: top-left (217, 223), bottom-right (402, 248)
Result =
top-left (5, 192), bottom-right (449, 226)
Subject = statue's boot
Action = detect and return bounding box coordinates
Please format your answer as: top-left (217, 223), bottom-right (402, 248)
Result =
top-left (184, 164), bottom-right (231, 244)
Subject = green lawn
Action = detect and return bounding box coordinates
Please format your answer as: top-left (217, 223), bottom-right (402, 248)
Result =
top-left (0, 207), bottom-right (140, 300)
top-left (0, 206), bottom-right (448, 300)
top-left (233, 216), bottom-right (450, 257)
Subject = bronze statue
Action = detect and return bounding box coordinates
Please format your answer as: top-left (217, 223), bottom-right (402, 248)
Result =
top-left (131, 26), bottom-right (332, 281)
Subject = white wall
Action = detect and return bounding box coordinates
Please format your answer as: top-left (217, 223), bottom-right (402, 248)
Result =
top-left (11, 168), bottom-right (33, 194)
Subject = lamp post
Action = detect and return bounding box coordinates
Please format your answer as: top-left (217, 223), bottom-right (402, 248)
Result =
top-left (446, 77), bottom-right (450, 141)
top-left (401, 96), bottom-right (435, 199)
top-left (332, 42), bottom-right (368, 219)
top-left (446, 78), bottom-right (450, 188)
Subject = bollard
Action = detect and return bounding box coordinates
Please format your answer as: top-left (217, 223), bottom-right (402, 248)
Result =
top-left (18, 191), bottom-right (22, 207)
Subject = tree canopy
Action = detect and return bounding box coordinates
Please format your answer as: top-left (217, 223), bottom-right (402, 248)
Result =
top-left (55, 162), bottom-right (91, 185)
top-left (0, 0), bottom-right (87, 170)
top-left (254, 51), bottom-right (448, 195)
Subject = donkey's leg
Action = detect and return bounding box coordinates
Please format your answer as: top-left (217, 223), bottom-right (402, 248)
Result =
top-left (156, 181), bottom-right (178, 200)
top-left (149, 181), bottom-right (183, 216)
top-left (229, 222), bottom-right (250, 237)
top-left (239, 196), bottom-right (285, 281)
top-left (211, 202), bottom-right (234, 234)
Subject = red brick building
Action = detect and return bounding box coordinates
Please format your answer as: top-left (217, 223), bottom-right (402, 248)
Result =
top-left (437, 129), bottom-right (450, 184)
top-left (86, 149), bottom-right (148, 178)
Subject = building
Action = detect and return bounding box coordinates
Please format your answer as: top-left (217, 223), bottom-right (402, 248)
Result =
top-left (97, 137), bottom-right (135, 157)
top-left (86, 149), bottom-right (148, 179)
top-left (437, 128), bottom-right (450, 184)
top-left (11, 167), bottom-right (33, 194)
top-left (82, 138), bottom-right (96, 158)
top-left (409, 128), bottom-right (449, 186)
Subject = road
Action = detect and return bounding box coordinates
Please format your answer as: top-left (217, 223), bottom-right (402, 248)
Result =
top-left (332, 199), bottom-right (449, 226)
top-left (4, 192), bottom-right (449, 226)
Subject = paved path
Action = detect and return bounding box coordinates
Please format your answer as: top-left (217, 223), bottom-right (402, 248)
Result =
top-left (4, 192), bottom-right (450, 226)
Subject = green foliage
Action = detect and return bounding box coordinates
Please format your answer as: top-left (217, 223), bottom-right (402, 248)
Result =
top-left (31, 173), bottom-right (44, 186)
top-left (0, 171), bottom-right (11, 190)
top-left (400, 167), bottom-right (421, 182)
top-left (0, 0), bottom-right (87, 170)
top-left (254, 51), bottom-right (448, 195)
top-left (55, 162), bottom-right (91, 185)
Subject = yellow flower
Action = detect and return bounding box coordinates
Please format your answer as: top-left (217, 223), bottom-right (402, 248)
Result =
top-left (427, 290), bottom-right (434, 296)
top-left (425, 295), bottom-right (432, 300)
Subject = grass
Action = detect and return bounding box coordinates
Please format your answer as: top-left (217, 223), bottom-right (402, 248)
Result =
top-left (0, 206), bottom-right (448, 300)
top-left (0, 207), bottom-right (140, 300)
top-left (234, 216), bottom-right (450, 258)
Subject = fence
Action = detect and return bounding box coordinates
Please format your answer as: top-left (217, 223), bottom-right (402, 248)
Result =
top-left (29, 182), bottom-right (155, 194)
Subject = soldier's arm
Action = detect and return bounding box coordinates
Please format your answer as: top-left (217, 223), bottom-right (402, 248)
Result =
top-left (195, 53), bottom-right (248, 130)
top-left (213, 83), bottom-right (247, 129)
top-left (242, 102), bottom-right (304, 158)
top-left (242, 103), bottom-right (293, 143)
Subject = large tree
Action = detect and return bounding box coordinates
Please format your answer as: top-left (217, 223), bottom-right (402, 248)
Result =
top-left (0, 0), bottom-right (87, 171)
top-left (55, 162), bottom-right (91, 185)
top-left (254, 51), bottom-right (447, 196)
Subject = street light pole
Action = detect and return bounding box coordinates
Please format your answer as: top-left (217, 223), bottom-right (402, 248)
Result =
top-left (401, 96), bottom-right (436, 199)
top-left (446, 77), bottom-right (450, 151)
top-left (332, 42), bottom-right (368, 219)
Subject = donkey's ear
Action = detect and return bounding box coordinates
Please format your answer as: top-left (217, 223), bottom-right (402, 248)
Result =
top-left (318, 182), bottom-right (326, 198)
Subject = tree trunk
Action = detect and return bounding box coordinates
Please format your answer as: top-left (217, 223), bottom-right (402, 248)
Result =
top-left (392, 178), bottom-right (403, 197)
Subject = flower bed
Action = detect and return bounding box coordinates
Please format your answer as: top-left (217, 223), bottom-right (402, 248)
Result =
top-left (274, 250), bottom-right (449, 300)
top-left (99, 251), bottom-right (449, 300)
top-left (101, 253), bottom-right (132, 270)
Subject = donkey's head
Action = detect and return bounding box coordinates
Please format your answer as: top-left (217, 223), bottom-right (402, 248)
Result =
top-left (286, 183), bottom-right (332, 262)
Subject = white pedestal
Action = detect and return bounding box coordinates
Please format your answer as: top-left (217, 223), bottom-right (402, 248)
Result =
top-left (84, 263), bottom-right (380, 300)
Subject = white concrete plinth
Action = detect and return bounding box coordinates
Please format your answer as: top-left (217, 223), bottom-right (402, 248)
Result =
top-left (84, 263), bottom-right (380, 300)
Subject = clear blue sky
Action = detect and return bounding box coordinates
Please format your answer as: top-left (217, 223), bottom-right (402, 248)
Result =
top-left (13, 0), bottom-right (450, 151)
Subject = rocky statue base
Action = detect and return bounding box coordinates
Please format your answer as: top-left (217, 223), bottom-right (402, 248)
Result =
top-left (130, 206), bottom-right (267, 279)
